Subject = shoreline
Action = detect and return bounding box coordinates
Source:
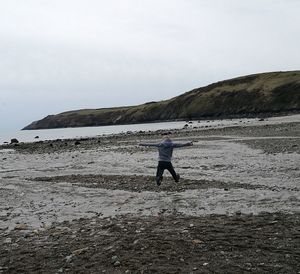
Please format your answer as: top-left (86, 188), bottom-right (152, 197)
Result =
top-left (2, 113), bottom-right (300, 145)
top-left (1, 119), bottom-right (299, 155)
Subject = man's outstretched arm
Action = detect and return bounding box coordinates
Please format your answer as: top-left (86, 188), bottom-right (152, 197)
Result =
top-left (172, 141), bottom-right (193, 148)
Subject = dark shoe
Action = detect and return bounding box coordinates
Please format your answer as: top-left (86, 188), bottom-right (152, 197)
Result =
top-left (156, 176), bottom-right (163, 186)
top-left (175, 174), bottom-right (180, 183)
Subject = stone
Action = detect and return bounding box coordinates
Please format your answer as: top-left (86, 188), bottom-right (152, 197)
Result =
top-left (114, 261), bottom-right (121, 267)
top-left (65, 255), bottom-right (73, 263)
top-left (34, 136), bottom-right (39, 139)
top-left (111, 255), bottom-right (118, 263)
top-left (10, 138), bottom-right (19, 144)
top-left (192, 239), bottom-right (203, 244)
top-left (72, 247), bottom-right (88, 255)
top-left (4, 238), bottom-right (12, 244)
top-left (15, 223), bottom-right (28, 230)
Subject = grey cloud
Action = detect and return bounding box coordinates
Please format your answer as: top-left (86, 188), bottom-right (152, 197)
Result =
top-left (0, 0), bottom-right (299, 131)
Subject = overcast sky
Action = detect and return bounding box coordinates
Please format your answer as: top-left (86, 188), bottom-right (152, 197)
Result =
top-left (0, 0), bottom-right (299, 131)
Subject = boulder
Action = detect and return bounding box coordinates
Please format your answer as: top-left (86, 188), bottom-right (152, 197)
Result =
top-left (10, 138), bottom-right (19, 144)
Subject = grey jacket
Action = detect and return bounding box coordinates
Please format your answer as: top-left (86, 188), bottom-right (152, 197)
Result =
top-left (139, 138), bottom-right (192, 162)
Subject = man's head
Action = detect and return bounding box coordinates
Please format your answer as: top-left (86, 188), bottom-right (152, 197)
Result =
top-left (162, 135), bottom-right (171, 140)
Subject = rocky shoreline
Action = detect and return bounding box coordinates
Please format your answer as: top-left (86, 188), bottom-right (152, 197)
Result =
top-left (2, 120), bottom-right (300, 154)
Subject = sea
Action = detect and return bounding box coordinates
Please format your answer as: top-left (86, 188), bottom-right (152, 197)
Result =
top-left (2, 115), bottom-right (297, 144)
top-left (0, 121), bottom-right (187, 144)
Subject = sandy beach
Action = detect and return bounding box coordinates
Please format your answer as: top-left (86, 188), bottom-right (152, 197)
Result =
top-left (0, 115), bottom-right (299, 273)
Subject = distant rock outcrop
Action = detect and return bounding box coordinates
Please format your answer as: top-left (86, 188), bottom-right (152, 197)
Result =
top-left (10, 138), bottom-right (19, 144)
top-left (23, 71), bottom-right (300, 130)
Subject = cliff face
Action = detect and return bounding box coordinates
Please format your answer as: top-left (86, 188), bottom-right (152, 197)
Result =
top-left (23, 71), bottom-right (300, 130)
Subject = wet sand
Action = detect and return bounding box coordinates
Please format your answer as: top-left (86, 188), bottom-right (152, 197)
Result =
top-left (0, 115), bottom-right (300, 273)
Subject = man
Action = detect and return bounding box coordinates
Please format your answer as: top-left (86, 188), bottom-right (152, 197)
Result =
top-left (139, 135), bottom-right (193, 186)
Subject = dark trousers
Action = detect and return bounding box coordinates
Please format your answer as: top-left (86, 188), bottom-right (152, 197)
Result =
top-left (156, 161), bottom-right (178, 182)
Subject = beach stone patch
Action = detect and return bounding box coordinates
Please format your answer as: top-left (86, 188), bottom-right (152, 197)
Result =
top-left (238, 138), bottom-right (300, 154)
top-left (0, 213), bottom-right (299, 274)
top-left (29, 174), bottom-right (280, 192)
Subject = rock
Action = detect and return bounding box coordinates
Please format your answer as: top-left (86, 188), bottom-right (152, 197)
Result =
top-left (15, 223), bottom-right (28, 230)
top-left (75, 141), bottom-right (81, 145)
top-left (258, 118), bottom-right (265, 121)
top-left (72, 247), bottom-right (88, 255)
top-left (10, 138), bottom-right (19, 144)
top-left (114, 261), bottom-right (121, 267)
top-left (111, 256), bottom-right (121, 267)
top-left (203, 262), bottom-right (209, 266)
top-left (65, 254), bottom-right (73, 263)
top-left (4, 238), bottom-right (12, 244)
top-left (111, 255), bottom-right (119, 264)
top-left (34, 136), bottom-right (39, 139)
top-left (192, 239), bottom-right (203, 244)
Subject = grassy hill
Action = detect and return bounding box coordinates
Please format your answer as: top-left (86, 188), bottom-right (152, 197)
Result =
top-left (23, 71), bottom-right (300, 130)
